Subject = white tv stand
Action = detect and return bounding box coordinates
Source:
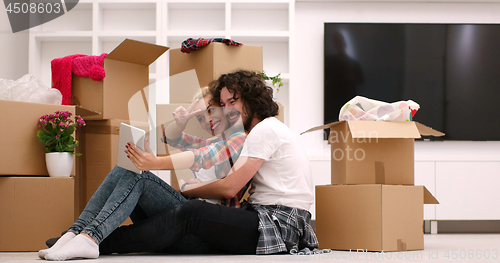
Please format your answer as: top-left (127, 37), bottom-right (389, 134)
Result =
top-left (415, 140), bottom-right (500, 233)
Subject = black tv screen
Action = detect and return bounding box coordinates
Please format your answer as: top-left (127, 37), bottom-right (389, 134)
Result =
top-left (324, 23), bottom-right (500, 141)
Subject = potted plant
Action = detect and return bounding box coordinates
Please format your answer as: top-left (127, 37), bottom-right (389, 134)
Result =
top-left (258, 71), bottom-right (284, 93)
top-left (37, 110), bottom-right (86, 177)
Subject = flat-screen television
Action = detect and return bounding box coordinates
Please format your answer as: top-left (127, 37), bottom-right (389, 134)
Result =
top-left (324, 23), bottom-right (500, 141)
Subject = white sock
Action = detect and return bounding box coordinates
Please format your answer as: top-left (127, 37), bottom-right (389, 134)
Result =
top-left (44, 234), bottom-right (99, 261)
top-left (38, 232), bottom-right (76, 259)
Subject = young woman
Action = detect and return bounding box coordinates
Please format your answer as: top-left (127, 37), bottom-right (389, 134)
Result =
top-left (39, 87), bottom-right (247, 261)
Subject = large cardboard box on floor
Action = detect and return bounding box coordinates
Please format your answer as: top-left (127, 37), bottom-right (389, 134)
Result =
top-left (315, 184), bottom-right (438, 252)
top-left (302, 121), bottom-right (444, 185)
top-left (169, 42), bottom-right (262, 103)
top-left (0, 177), bottom-right (75, 252)
top-left (71, 39), bottom-right (168, 120)
top-left (0, 99), bottom-right (77, 176)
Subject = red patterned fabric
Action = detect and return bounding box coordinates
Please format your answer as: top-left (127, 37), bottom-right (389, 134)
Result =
top-left (181, 38), bottom-right (242, 53)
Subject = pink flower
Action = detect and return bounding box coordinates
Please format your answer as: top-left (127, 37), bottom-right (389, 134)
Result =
top-left (37, 111), bottom-right (84, 155)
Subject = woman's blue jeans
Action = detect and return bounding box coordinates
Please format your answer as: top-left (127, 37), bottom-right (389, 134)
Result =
top-left (68, 166), bottom-right (186, 244)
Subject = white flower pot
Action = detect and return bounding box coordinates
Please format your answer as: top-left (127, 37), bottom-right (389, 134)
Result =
top-left (45, 152), bottom-right (73, 177)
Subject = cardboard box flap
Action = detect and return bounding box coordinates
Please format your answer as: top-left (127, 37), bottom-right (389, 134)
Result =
top-left (347, 121), bottom-right (421, 139)
top-left (414, 122), bottom-right (445, 137)
top-left (423, 186), bottom-right (439, 204)
top-left (300, 121), bottom-right (345, 135)
top-left (300, 121), bottom-right (422, 138)
top-left (75, 106), bottom-right (101, 118)
top-left (106, 39), bottom-right (169, 66)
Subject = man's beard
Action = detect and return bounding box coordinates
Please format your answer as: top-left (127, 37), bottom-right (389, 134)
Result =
top-left (242, 109), bottom-right (254, 132)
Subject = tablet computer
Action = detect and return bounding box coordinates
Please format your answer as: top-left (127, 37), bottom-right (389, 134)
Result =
top-left (117, 123), bottom-right (146, 174)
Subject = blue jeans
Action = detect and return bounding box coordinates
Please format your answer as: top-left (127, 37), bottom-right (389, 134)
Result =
top-left (68, 166), bottom-right (186, 244)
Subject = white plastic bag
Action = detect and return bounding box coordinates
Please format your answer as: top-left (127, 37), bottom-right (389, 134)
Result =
top-left (0, 74), bottom-right (62, 105)
top-left (339, 96), bottom-right (420, 122)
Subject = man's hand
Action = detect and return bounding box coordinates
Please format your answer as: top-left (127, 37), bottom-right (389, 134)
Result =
top-left (178, 178), bottom-right (204, 192)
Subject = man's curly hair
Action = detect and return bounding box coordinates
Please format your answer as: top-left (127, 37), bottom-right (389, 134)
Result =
top-left (209, 70), bottom-right (279, 122)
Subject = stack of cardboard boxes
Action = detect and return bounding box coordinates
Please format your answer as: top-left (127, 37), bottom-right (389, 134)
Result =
top-left (0, 39), bottom-right (167, 252)
top-left (0, 100), bottom-right (79, 251)
top-left (304, 120), bottom-right (443, 252)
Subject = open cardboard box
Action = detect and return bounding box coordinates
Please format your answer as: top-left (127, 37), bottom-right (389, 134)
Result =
top-left (315, 184), bottom-right (439, 252)
top-left (169, 42), bottom-right (262, 103)
top-left (0, 177), bottom-right (75, 251)
top-left (71, 39), bottom-right (168, 120)
top-left (302, 121), bottom-right (444, 185)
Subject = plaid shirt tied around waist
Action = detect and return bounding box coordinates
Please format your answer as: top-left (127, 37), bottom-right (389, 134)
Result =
top-left (251, 204), bottom-right (321, 255)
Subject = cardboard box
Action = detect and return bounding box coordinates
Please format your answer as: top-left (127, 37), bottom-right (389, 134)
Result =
top-left (0, 99), bottom-right (78, 176)
top-left (0, 177), bottom-right (75, 251)
top-left (169, 42), bottom-right (263, 102)
top-left (302, 121), bottom-right (444, 185)
top-left (315, 184), bottom-right (438, 252)
top-left (169, 69), bottom-right (204, 104)
top-left (72, 39), bottom-right (168, 120)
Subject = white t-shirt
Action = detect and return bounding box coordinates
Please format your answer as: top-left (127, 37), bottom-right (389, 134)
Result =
top-left (194, 167), bottom-right (221, 205)
top-left (241, 117), bottom-right (314, 211)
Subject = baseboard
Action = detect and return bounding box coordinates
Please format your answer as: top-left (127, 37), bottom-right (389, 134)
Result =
top-left (313, 220), bottom-right (500, 234)
top-left (424, 220), bottom-right (500, 234)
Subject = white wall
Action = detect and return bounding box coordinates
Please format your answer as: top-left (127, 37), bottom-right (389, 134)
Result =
top-left (292, 1), bottom-right (500, 218)
top-left (0, 4), bottom-right (29, 79)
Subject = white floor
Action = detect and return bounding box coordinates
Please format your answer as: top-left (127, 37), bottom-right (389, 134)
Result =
top-left (1, 234), bottom-right (499, 263)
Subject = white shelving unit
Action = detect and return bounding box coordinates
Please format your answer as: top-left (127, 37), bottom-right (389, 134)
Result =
top-left (28, 0), bottom-right (294, 125)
